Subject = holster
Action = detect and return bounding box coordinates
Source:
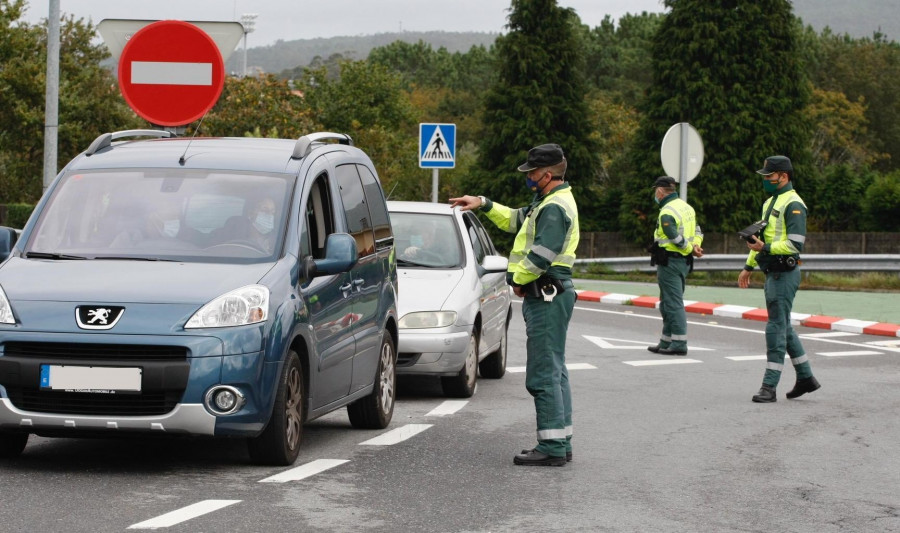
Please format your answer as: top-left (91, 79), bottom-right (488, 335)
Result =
top-left (522, 276), bottom-right (566, 298)
top-left (762, 255), bottom-right (798, 274)
top-left (647, 242), bottom-right (669, 267)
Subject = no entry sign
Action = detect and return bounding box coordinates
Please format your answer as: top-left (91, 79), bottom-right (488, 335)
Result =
top-left (117, 20), bottom-right (225, 127)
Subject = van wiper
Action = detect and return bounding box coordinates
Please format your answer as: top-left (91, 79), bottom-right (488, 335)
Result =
top-left (24, 252), bottom-right (88, 260)
top-left (92, 256), bottom-right (177, 262)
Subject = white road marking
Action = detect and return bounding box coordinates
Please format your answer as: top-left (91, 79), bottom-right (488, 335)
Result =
top-left (583, 335), bottom-right (714, 351)
top-left (426, 400), bottom-right (469, 416)
top-left (624, 359), bottom-right (703, 366)
top-left (507, 363), bottom-right (597, 373)
top-left (801, 331), bottom-right (860, 338)
top-left (726, 355), bottom-right (768, 361)
top-left (258, 459), bottom-right (349, 483)
top-left (816, 350), bottom-right (882, 357)
top-left (359, 424), bottom-right (432, 445)
top-left (127, 500), bottom-right (240, 529)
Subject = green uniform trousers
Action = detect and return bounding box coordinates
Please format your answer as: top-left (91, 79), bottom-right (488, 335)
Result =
top-left (523, 286), bottom-right (576, 458)
top-left (762, 268), bottom-right (813, 387)
top-left (657, 256), bottom-right (690, 351)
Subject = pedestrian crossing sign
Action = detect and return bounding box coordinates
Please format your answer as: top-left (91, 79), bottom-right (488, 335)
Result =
top-left (419, 123), bottom-right (456, 168)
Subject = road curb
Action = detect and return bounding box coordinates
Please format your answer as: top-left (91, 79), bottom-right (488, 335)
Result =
top-left (575, 290), bottom-right (900, 338)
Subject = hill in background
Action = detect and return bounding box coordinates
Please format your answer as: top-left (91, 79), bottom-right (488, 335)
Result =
top-left (235, 2), bottom-right (899, 75)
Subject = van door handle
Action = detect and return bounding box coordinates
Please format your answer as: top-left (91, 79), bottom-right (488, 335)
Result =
top-left (352, 278), bottom-right (365, 291)
top-left (340, 283), bottom-right (353, 295)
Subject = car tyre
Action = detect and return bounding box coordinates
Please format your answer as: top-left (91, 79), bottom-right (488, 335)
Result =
top-left (479, 316), bottom-right (508, 379)
top-left (0, 432), bottom-right (28, 458)
top-left (248, 350), bottom-right (304, 466)
top-left (442, 333), bottom-right (478, 398)
top-left (348, 333), bottom-right (396, 429)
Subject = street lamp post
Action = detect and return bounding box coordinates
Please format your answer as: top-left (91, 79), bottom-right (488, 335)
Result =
top-left (240, 13), bottom-right (257, 77)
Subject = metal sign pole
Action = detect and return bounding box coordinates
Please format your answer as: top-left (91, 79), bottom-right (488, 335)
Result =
top-left (42, 0), bottom-right (60, 194)
top-left (679, 122), bottom-right (688, 201)
top-left (431, 169), bottom-right (439, 203)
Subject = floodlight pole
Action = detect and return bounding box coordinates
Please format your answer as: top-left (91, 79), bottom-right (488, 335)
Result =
top-left (240, 13), bottom-right (257, 77)
top-left (42, 0), bottom-right (60, 193)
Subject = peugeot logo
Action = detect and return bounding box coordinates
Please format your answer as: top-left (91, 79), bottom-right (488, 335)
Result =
top-left (75, 305), bottom-right (125, 330)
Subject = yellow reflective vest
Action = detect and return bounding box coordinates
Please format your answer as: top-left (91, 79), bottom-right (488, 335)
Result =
top-left (654, 196), bottom-right (702, 255)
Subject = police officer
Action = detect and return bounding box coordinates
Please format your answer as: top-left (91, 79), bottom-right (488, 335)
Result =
top-left (738, 155), bottom-right (821, 403)
top-left (450, 143), bottom-right (578, 467)
top-left (647, 176), bottom-right (703, 355)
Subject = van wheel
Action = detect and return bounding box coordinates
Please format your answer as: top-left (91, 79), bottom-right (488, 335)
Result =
top-left (0, 432), bottom-right (28, 458)
top-left (348, 333), bottom-right (396, 429)
top-left (479, 318), bottom-right (508, 379)
top-left (442, 333), bottom-right (478, 397)
top-left (248, 350), bottom-right (304, 466)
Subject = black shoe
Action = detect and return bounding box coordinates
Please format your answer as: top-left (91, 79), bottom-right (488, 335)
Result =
top-left (513, 449), bottom-right (567, 466)
top-left (647, 345), bottom-right (662, 353)
top-left (658, 348), bottom-right (687, 356)
top-left (786, 376), bottom-right (821, 399)
top-left (522, 448), bottom-right (572, 462)
top-left (752, 385), bottom-right (777, 403)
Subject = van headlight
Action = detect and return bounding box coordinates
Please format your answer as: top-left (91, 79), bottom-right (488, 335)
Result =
top-left (0, 285), bottom-right (15, 324)
top-left (185, 285), bottom-right (269, 329)
top-left (399, 311), bottom-right (457, 329)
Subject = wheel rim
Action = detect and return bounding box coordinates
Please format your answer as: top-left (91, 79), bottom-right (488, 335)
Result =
top-left (465, 336), bottom-right (477, 387)
top-left (285, 366), bottom-right (302, 451)
top-left (379, 341), bottom-right (395, 414)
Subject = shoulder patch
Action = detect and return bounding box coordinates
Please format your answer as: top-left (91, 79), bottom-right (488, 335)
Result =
top-left (792, 210), bottom-right (801, 214)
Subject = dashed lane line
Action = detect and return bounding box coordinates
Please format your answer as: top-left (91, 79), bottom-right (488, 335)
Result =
top-left (127, 500), bottom-right (241, 530)
top-left (623, 359), bottom-right (703, 367)
top-left (801, 331), bottom-right (860, 338)
top-left (506, 363), bottom-right (597, 373)
top-left (726, 355), bottom-right (768, 361)
top-left (258, 459), bottom-right (349, 483)
top-left (816, 350), bottom-right (883, 357)
top-left (426, 400), bottom-right (469, 416)
top-left (359, 424), bottom-right (432, 446)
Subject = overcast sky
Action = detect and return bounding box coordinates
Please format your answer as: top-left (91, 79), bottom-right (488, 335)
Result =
top-left (22, 0), bottom-right (667, 46)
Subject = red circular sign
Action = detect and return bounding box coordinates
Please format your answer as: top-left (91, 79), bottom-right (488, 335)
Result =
top-left (118, 20), bottom-right (225, 127)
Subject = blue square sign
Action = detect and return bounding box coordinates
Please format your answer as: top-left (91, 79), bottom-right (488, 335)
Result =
top-left (419, 123), bottom-right (456, 169)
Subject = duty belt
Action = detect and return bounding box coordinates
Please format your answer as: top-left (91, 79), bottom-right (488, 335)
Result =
top-left (763, 255), bottom-right (799, 274)
top-left (522, 277), bottom-right (573, 300)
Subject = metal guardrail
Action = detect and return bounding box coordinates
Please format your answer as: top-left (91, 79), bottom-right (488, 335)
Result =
top-left (575, 254), bottom-right (900, 273)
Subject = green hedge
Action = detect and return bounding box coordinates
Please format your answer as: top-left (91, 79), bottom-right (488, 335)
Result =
top-left (1, 204), bottom-right (35, 229)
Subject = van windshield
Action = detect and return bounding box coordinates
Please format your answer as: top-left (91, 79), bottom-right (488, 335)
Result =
top-left (25, 169), bottom-right (294, 263)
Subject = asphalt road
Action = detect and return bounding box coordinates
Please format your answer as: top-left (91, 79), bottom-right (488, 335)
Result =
top-left (2, 298), bottom-right (899, 532)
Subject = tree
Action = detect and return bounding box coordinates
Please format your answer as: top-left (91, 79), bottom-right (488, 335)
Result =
top-left (0, 2), bottom-right (141, 203)
top-left (470, 0), bottom-right (600, 228)
top-left (618, 0), bottom-right (812, 243)
top-left (202, 75), bottom-right (316, 139)
top-left (861, 171), bottom-right (900, 231)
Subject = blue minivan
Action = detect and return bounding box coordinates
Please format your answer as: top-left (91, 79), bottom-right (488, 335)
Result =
top-left (0, 130), bottom-right (398, 465)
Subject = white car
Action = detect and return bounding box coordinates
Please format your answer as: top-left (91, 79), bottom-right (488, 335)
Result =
top-left (388, 201), bottom-right (511, 397)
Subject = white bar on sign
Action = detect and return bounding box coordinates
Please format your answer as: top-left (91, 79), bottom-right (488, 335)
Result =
top-left (128, 500), bottom-right (240, 529)
top-left (359, 424), bottom-right (432, 445)
top-left (259, 459), bottom-right (348, 483)
top-left (426, 400), bottom-right (468, 417)
top-left (131, 61), bottom-right (213, 85)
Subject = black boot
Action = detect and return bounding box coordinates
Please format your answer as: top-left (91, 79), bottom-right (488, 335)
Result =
top-left (786, 376), bottom-right (821, 399)
top-left (752, 385), bottom-right (777, 403)
top-left (513, 449), bottom-right (566, 466)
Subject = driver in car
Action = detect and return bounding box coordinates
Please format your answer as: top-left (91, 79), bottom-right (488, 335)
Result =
top-left (400, 223), bottom-right (440, 262)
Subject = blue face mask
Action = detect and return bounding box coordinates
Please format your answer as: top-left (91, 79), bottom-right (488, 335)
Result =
top-left (162, 219), bottom-right (180, 238)
top-left (254, 213), bottom-right (275, 234)
top-left (652, 190), bottom-right (660, 205)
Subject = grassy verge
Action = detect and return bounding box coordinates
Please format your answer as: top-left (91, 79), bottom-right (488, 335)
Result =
top-left (574, 264), bottom-right (900, 293)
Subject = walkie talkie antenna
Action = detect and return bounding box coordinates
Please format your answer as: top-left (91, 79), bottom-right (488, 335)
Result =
top-left (179, 113), bottom-right (207, 165)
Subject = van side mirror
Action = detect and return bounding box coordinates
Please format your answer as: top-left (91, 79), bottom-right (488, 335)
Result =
top-left (308, 233), bottom-right (358, 278)
top-left (0, 227), bottom-right (19, 263)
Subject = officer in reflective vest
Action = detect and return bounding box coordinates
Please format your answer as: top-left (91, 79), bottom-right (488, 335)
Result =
top-left (647, 176), bottom-right (703, 356)
top-left (450, 143), bottom-right (579, 467)
top-left (738, 155), bottom-right (821, 403)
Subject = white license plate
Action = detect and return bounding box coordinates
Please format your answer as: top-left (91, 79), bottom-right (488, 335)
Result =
top-left (40, 365), bottom-right (142, 393)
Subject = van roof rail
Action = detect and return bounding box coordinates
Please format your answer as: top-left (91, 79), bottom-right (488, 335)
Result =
top-left (85, 130), bottom-right (175, 156)
top-left (291, 132), bottom-right (353, 159)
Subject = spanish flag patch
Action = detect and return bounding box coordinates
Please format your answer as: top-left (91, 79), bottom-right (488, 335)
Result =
top-left (792, 210), bottom-right (801, 214)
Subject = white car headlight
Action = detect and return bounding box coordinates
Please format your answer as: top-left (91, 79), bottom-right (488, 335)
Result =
top-left (399, 311), bottom-right (457, 329)
top-left (0, 285), bottom-right (15, 324)
top-left (185, 285), bottom-right (269, 329)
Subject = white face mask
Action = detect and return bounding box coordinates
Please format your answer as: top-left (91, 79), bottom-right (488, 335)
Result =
top-left (162, 219), bottom-right (180, 238)
top-left (254, 212), bottom-right (275, 235)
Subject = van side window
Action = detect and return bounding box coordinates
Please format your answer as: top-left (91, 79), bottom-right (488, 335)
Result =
top-left (304, 174), bottom-right (335, 259)
top-left (357, 165), bottom-right (393, 251)
top-left (336, 164), bottom-right (375, 258)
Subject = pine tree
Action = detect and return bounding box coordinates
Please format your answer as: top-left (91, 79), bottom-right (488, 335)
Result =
top-left (471, 0), bottom-right (600, 227)
top-left (618, 0), bottom-right (811, 242)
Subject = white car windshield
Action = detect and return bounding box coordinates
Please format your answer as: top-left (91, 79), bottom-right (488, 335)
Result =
top-left (25, 169), bottom-right (294, 263)
top-left (392, 212), bottom-right (462, 268)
